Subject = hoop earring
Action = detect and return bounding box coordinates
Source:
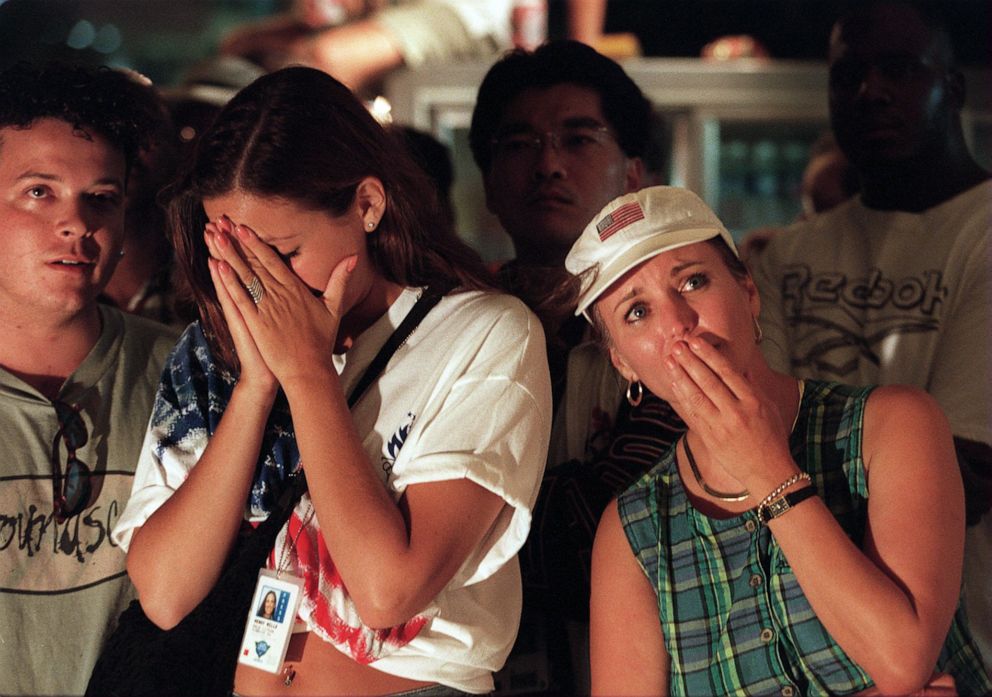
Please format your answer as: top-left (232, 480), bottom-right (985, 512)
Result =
top-left (752, 315), bottom-right (763, 344)
top-left (626, 380), bottom-right (643, 407)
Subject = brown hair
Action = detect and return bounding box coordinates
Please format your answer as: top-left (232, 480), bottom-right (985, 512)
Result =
top-left (0, 62), bottom-right (156, 184)
top-left (168, 67), bottom-right (493, 372)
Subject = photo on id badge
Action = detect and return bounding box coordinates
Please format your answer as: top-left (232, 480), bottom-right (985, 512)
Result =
top-left (256, 588), bottom-right (287, 621)
top-left (239, 569), bottom-right (303, 673)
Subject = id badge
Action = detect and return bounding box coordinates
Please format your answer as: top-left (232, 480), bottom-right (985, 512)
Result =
top-left (238, 568), bottom-right (305, 674)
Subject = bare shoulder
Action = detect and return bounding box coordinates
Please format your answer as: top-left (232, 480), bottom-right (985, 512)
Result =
top-left (863, 384), bottom-right (955, 476)
top-left (599, 497), bottom-right (620, 530)
top-left (592, 499), bottom-right (636, 578)
top-left (592, 498), bottom-right (650, 590)
top-left (590, 497), bottom-right (669, 695)
top-left (865, 384), bottom-right (949, 430)
top-left (595, 499), bottom-right (624, 547)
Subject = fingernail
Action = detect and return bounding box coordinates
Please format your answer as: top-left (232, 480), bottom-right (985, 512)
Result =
top-left (235, 224), bottom-right (251, 240)
top-left (689, 339), bottom-right (701, 351)
top-left (672, 342), bottom-right (684, 356)
top-left (346, 255), bottom-right (358, 272)
top-left (665, 357), bottom-right (676, 371)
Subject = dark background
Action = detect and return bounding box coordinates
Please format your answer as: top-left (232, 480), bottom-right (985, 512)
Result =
top-left (577, 0), bottom-right (991, 65)
top-left (1, 0), bottom-right (989, 87)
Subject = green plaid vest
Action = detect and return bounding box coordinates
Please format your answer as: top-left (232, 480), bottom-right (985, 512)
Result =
top-left (618, 380), bottom-right (991, 696)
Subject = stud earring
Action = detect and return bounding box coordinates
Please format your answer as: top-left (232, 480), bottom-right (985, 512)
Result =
top-left (366, 221), bottom-right (377, 230)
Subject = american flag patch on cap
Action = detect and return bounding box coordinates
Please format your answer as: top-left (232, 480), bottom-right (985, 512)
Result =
top-left (596, 202), bottom-right (645, 241)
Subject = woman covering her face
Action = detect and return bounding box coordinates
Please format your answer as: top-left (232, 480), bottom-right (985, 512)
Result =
top-left (573, 187), bottom-right (990, 696)
top-left (112, 67), bottom-right (551, 696)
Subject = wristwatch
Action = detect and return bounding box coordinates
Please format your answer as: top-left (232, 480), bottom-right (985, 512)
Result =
top-left (757, 485), bottom-right (817, 525)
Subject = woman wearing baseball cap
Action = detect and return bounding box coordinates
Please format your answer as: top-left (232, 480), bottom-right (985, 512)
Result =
top-left (568, 187), bottom-right (990, 696)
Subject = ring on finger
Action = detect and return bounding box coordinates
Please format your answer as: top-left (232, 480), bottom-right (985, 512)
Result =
top-left (245, 275), bottom-right (265, 305)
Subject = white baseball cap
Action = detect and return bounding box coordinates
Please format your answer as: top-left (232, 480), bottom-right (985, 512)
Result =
top-left (565, 186), bottom-right (739, 318)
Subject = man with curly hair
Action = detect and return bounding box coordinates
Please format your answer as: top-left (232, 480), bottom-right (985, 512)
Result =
top-left (0, 62), bottom-right (178, 696)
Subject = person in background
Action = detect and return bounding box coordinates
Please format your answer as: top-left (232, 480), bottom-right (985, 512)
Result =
top-left (219, 0), bottom-right (514, 95)
top-left (218, 0), bottom-right (616, 96)
top-left (98, 70), bottom-right (192, 328)
top-left (469, 39), bottom-right (683, 694)
top-left (469, 39), bottom-right (653, 462)
top-left (751, 0), bottom-right (992, 664)
top-left (574, 186), bottom-right (990, 696)
top-left (0, 62), bottom-right (179, 697)
top-left (113, 66), bottom-right (550, 696)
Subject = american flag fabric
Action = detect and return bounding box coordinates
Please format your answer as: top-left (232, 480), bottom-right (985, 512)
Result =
top-left (596, 201), bottom-right (645, 241)
top-left (147, 325), bottom-right (431, 664)
top-left (274, 504), bottom-right (433, 664)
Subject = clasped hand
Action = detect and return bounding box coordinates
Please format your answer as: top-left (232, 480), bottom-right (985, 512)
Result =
top-left (204, 216), bottom-right (354, 391)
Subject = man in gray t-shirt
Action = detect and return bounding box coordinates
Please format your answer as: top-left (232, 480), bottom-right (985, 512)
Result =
top-left (753, 1), bottom-right (992, 665)
top-left (0, 62), bottom-right (178, 696)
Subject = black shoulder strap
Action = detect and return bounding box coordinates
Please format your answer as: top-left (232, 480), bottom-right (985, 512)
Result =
top-left (346, 286), bottom-right (445, 408)
top-left (285, 286), bottom-right (446, 502)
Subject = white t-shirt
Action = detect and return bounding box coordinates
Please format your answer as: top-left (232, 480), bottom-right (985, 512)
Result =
top-left (113, 288), bottom-right (551, 693)
top-left (753, 180), bottom-right (992, 662)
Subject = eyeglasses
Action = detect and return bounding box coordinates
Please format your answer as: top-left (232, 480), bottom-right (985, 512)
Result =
top-left (52, 401), bottom-right (92, 523)
top-left (491, 125), bottom-right (615, 164)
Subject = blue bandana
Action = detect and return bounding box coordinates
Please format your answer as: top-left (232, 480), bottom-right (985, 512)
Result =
top-left (152, 322), bottom-right (300, 516)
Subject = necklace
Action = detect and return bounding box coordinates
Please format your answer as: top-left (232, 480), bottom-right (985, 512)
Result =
top-left (682, 435), bottom-right (750, 502)
top-left (681, 379), bottom-right (806, 503)
top-left (277, 498), bottom-right (315, 577)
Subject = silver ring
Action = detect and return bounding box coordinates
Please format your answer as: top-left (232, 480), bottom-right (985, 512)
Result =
top-left (245, 275), bottom-right (264, 305)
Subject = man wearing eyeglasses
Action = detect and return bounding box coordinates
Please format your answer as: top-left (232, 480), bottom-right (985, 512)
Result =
top-left (751, 2), bottom-right (992, 665)
top-left (470, 38), bottom-right (659, 476)
top-left (469, 41), bottom-right (685, 694)
top-left (0, 63), bottom-right (179, 696)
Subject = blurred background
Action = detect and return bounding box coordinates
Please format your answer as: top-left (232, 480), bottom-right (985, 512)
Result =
top-left (3, 1), bottom-right (988, 85)
top-left (2, 0), bottom-right (989, 259)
